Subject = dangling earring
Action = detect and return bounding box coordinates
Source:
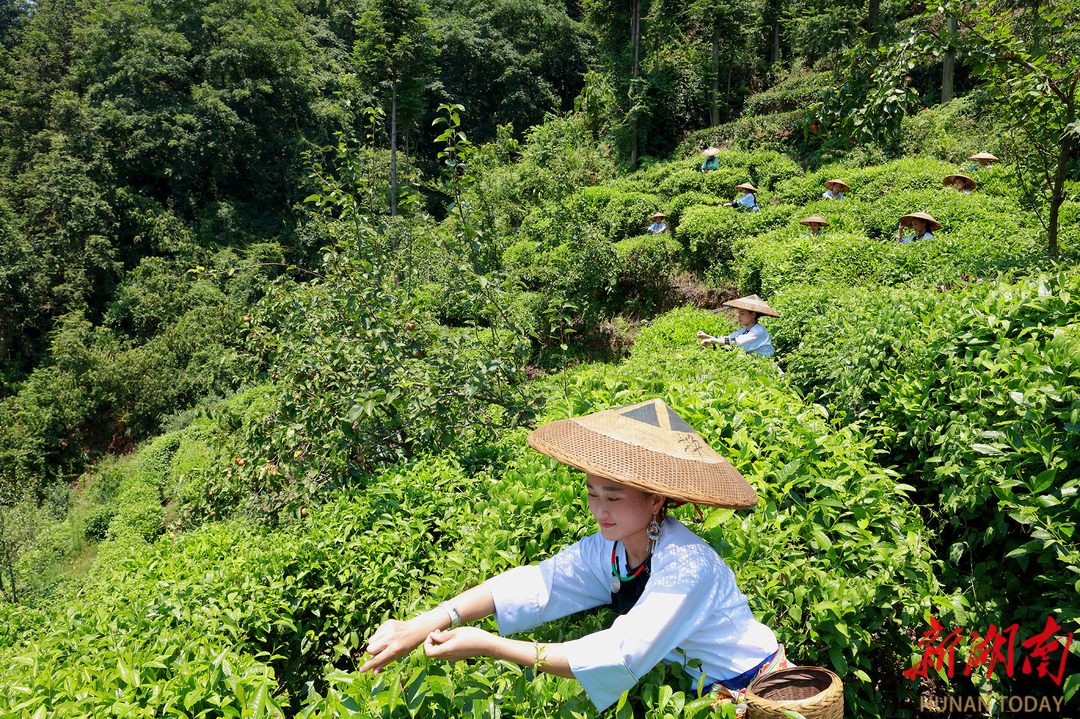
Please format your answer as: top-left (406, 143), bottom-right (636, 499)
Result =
top-left (647, 512), bottom-right (662, 553)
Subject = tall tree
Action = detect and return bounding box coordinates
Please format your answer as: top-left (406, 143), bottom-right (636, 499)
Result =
top-left (424, 0), bottom-right (593, 148)
top-left (688, 0), bottom-right (750, 127)
top-left (947, 0), bottom-right (1080, 257)
top-left (354, 0), bottom-right (437, 217)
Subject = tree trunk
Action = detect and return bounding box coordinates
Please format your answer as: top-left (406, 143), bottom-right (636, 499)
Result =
top-left (868, 0), bottom-right (880, 48)
top-left (711, 27), bottom-right (720, 127)
top-left (390, 76), bottom-right (398, 217)
top-left (0, 506), bottom-right (14, 604)
top-left (941, 16), bottom-right (956, 103)
top-left (771, 21), bottom-right (780, 65)
top-left (1047, 131), bottom-right (1073, 258)
top-left (630, 0), bottom-right (641, 165)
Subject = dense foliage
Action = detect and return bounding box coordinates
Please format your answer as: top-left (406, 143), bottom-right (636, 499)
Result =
top-left (2, 0), bottom-right (1080, 715)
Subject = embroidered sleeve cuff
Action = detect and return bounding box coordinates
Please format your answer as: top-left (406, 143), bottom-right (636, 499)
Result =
top-left (563, 631), bottom-right (638, 712)
top-left (483, 564), bottom-right (548, 636)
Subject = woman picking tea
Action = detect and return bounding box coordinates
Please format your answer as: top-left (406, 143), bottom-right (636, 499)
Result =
top-left (360, 399), bottom-right (787, 712)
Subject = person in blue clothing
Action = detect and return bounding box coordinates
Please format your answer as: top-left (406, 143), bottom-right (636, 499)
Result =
top-left (821, 179), bottom-right (848, 201)
top-left (696, 294), bottom-right (777, 357)
top-left (646, 212), bottom-right (668, 233)
top-left (965, 152), bottom-right (999, 172)
top-left (700, 147), bottom-right (720, 172)
top-left (895, 212), bottom-right (940, 243)
top-left (724, 183), bottom-right (760, 212)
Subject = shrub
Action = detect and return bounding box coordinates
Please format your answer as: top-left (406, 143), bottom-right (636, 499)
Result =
top-left (677, 204), bottom-right (795, 274)
top-left (742, 69), bottom-right (835, 116)
top-left (82, 504), bottom-right (115, 541)
top-left (771, 274), bottom-right (1080, 693)
top-left (898, 94), bottom-right (1013, 166)
top-left (614, 233), bottom-right (682, 310)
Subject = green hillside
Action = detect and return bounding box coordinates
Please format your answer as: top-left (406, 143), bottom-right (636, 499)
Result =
top-left (1, 0), bottom-right (1079, 716)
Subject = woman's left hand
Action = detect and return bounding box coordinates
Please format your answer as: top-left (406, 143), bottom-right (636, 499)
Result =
top-left (424, 627), bottom-right (494, 662)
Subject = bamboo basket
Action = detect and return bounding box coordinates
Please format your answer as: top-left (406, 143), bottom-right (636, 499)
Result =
top-left (745, 666), bottom-right (844, 719)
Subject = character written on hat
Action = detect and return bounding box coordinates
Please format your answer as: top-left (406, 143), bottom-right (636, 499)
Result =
top-left (895, 211), bottom-right (940, 244)
top-left (696, 295), bottom-right (778, 357)
top-left (359, 399), bottom-right (787, 713)
top-left (723, 183), bottom-right (760, 212)
top-left (647, 212), bottom-right (668, 234)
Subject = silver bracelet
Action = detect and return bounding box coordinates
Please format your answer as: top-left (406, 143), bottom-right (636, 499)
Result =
top-left (438, 600), bottom-right (461, 629)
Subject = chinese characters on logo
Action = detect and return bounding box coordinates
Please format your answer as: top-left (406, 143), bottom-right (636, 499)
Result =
top-left (904, 614), bottom-right (1073, 686)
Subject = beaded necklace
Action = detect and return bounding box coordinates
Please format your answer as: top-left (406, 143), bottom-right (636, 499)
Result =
top-left (609, 544), bottom-right (648, 593)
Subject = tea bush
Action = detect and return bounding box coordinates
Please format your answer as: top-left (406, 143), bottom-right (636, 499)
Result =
top-left (771, 274), bottom-right (1080, 698)
top-left (677, 204), bottom-right (795, 273)
top-left (898, 95), bottom-right (1012, 167)
top-left (614, 233), bottom-right (682, 310)
top-left (0, 300), bottom-right (943, 719)
top-left (742, 70), bottom-right (835, 116)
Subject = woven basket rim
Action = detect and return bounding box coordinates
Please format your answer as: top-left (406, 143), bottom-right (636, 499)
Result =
top-left (745, 666), bottom-right (844, 719)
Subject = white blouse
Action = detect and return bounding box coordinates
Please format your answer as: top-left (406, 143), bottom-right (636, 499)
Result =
top-left (821, 190), bottom-right (844, 201)
top-left (723, 323), bottom-right (774, 357)
top-left (484, 518), bottom-right (778, 711)
top-left (898, 231), bottom-right (933, 244)
top-left (735, 193), bottom-right (759, 211)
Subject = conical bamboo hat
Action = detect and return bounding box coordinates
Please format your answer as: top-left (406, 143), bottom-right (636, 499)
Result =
top-left (823, 179), bottom-right (850, 192)
top-left (943, 174), bottom-right (976, 191)
top-left (899, 211), bottom-right (941, 232)
top-left (527, 399), bottom-right (758, 509)
top-left (735, 182), bottom-right (758, 193)
top-left (722, 294), bottom-right (780, 318)
top-left (701, 147), bottom-right (721, 157)
top-left (800, 215), bottom-right (830, 226)
top-left (967, 152), bottom-right (999, 162)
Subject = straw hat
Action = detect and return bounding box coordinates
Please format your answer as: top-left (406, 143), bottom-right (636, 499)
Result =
top-left (526, 399), bottom-right (758, 509)
top-left (799, 215), bottom-right (829, 227)
top-left (650, 212), bottom-right (668, 220)
top-left (735, 182), bottom-right (758, 193)
top-left (943, 174), bottom-right (976, 191)
top-left (701, 147), bottom-right (720, 157)
top-left (899, 211), bottom-right (941, 232)
top-left (823, 179), bottom-right (849, 193)
top-left (722, 294), bottom-right (779, 318)
top-left (967, 152), bottom-right (999, 162)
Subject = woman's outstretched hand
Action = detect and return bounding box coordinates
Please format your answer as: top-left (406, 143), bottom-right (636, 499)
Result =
top-left (424, 627), bottom-right (494, 662)
top-left (360, 618), bottom-right (430, 675)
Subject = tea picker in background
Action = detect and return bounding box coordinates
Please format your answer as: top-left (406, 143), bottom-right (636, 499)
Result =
top-left (821, 179), bottom-right (848, 201)
top-left (696, 294), bottom-right (777, 357)
top-left (800, 215), bottom-right (829, 236)
top-left (943, 174), bottom-right (976, 194)
top-left (700, 147), bottom-right (720, 172)
top-left (895, 211), bottom-right (940, 243)
top-left (359, 398), bottom-right (789, 714)
top-left (724, 183), bottom-right (760, 212)
top-left (965, 152), bottom-right (999, 172)
top-left (647, 212), bottom-right (668, 234)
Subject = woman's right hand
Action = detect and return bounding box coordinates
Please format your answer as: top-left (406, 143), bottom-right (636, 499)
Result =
top-left (360, 618), bottom-right (430, 675)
